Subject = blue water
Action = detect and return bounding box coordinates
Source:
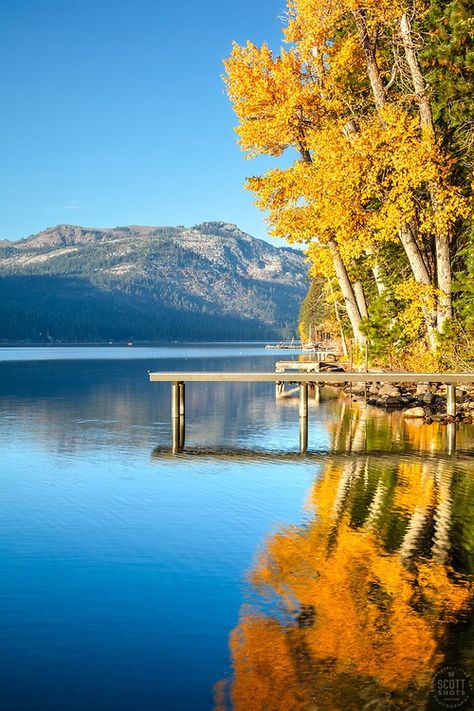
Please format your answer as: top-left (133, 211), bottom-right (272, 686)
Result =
top-left (0, 343), bottom-right (276, 362)
top-left (0, 345), bottom-right (321, 710)
top-left (0, 345), bottom-right (472, 711)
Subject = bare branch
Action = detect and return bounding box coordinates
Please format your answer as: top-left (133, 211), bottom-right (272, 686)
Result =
top-left (384, 63), bottom-right (398, 92)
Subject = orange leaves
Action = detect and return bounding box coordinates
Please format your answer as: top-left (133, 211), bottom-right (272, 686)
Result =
top-left (223, 0), bottom-right (468, 267)
top-left (286, 0), bottom-right (403, 56)
top-left (228, 617), bottom-right (309, 710)
top-left (223, 42), bottom-right (321, 158)
top-left (420, 182), bottom-right (471, 238)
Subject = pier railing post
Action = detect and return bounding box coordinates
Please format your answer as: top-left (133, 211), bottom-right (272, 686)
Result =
top-left (299, 382), bottom-right (308, 453)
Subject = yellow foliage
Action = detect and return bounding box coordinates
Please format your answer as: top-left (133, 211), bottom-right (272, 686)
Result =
top-left (393, 279), bottom-right (438, 340)
top-left (224, 0), bottom-right (473, 358)
top-left (223, 42), bottom-right (322, 159)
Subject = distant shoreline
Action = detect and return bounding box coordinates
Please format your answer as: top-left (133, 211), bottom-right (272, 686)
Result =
top-left (0, 340), bottom-right (274, 348)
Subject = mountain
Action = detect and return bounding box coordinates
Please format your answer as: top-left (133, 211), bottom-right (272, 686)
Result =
top-left (0, 222), bottom-right (308, 343)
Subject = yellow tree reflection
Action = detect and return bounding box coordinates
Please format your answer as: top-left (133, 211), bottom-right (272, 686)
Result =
top-left (216, 455), bottom-right (472, 710)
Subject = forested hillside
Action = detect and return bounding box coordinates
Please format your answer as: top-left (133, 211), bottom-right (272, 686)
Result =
top-left (0, 222), bottom-right (308, 342)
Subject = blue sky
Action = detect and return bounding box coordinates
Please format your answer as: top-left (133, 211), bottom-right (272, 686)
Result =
top-left (0, 0), bottom-right (288, 243)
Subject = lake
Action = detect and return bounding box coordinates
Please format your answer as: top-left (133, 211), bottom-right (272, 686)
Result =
top-left (0, 344), bottom-right (472, 710)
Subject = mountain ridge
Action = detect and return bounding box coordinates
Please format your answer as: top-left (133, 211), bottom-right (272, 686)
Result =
top-left (0, 222), bottom-right (308, 343)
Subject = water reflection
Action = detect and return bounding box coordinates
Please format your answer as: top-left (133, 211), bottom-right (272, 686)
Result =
top-left (0, 356), bottom-right (305, 456)
top-left (217, 412), bottom-right (474, 710)
top-left (1, 351), bottom-right (473, 709)
top-left (332, 399), bottom-right (474, 455)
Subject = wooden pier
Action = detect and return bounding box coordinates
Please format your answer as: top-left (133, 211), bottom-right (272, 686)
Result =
top-left (274, 359), bottom-right (342, 399)
top-left (149, 371), bottom-right (473, 454)
top-left (275, 354), bottom-right (337, 370)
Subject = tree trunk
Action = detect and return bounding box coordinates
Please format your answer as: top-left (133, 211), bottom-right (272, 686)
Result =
top-left (398, 225), bottom-right (438, 349)
top-left (435, 233), bottom-right (452, 331)
top-left (329, 240), bottom-right (366, 345)
top-left (365, 246), bottom-right (386, 295)
top-left (372, 263), bottom-right (386, 295)
top-left (298, 145), bottom-right (366, 346)
top-left (352, 10), bottom-right (386, 109)
top-left (399, 13), bottom-right (434, 132)
top-left (414, 221), bottom-right (434, 281)
top-left (398, 224), bottom-right (432, 286)
top-left (334, 301), bottom-right (349, 357)
top-left (354, 280), bottom-right (369, 320)
top-left (341, 118), bottom-right (389, 301)
top-left (399, 12), bottom-right (452, 330)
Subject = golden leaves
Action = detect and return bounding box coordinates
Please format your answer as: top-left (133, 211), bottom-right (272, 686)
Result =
top-left (393, 279), bottom-right (438, 339)
top-left (224, 0), bottom-right (473, 354)
top-left (224, 4), bottom-right (470, 263)
top-left (223, 42), bottom-right (322, 158)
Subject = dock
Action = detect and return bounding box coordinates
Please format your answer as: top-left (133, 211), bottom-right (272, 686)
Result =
top-left (149, 371), bottom-right (474, 454)
top-left (274, 358), bottom-right (341, 398)
top-left (275, 356), bottom-right (338, 371)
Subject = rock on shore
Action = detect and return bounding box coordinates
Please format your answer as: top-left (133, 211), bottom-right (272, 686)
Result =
top-left (344, 380), bottom-right (474, 425)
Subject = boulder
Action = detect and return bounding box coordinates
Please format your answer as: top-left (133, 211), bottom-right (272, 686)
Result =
top-left (319, 363), bottom-right (345, 373)
top-left (386, 396), bottom-right (405, 408)
top-left (404, 406), bottom-right (426, 418)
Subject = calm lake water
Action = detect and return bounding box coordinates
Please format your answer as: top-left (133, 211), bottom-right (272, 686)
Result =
top-left (0, 344), bottom-right (473, 711)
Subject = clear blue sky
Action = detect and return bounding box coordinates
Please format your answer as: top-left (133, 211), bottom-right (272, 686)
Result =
top-left (0, 0), bottom-right (287, 242)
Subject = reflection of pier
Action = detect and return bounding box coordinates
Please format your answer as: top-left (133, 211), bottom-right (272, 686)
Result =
top-left (150, 447), bottom-right (474, 466)
top-left (148, 372), bottom-right (473, 454)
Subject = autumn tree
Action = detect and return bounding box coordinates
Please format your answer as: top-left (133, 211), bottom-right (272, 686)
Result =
top-left (224, 0), bottom-right (473, 364)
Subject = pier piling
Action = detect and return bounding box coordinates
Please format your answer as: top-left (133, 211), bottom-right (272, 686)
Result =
top-left (447, 422), bottom-right (457, 455)
top-left (447, 384), bottom-right (456, 417)
top-left (299, 383), bottom-right (309, 453)
top-left (171, 381), bottom-right (185, 453)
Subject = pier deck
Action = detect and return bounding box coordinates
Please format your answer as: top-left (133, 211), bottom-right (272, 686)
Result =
top-left (149, 371), bottom-right (473, 384)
